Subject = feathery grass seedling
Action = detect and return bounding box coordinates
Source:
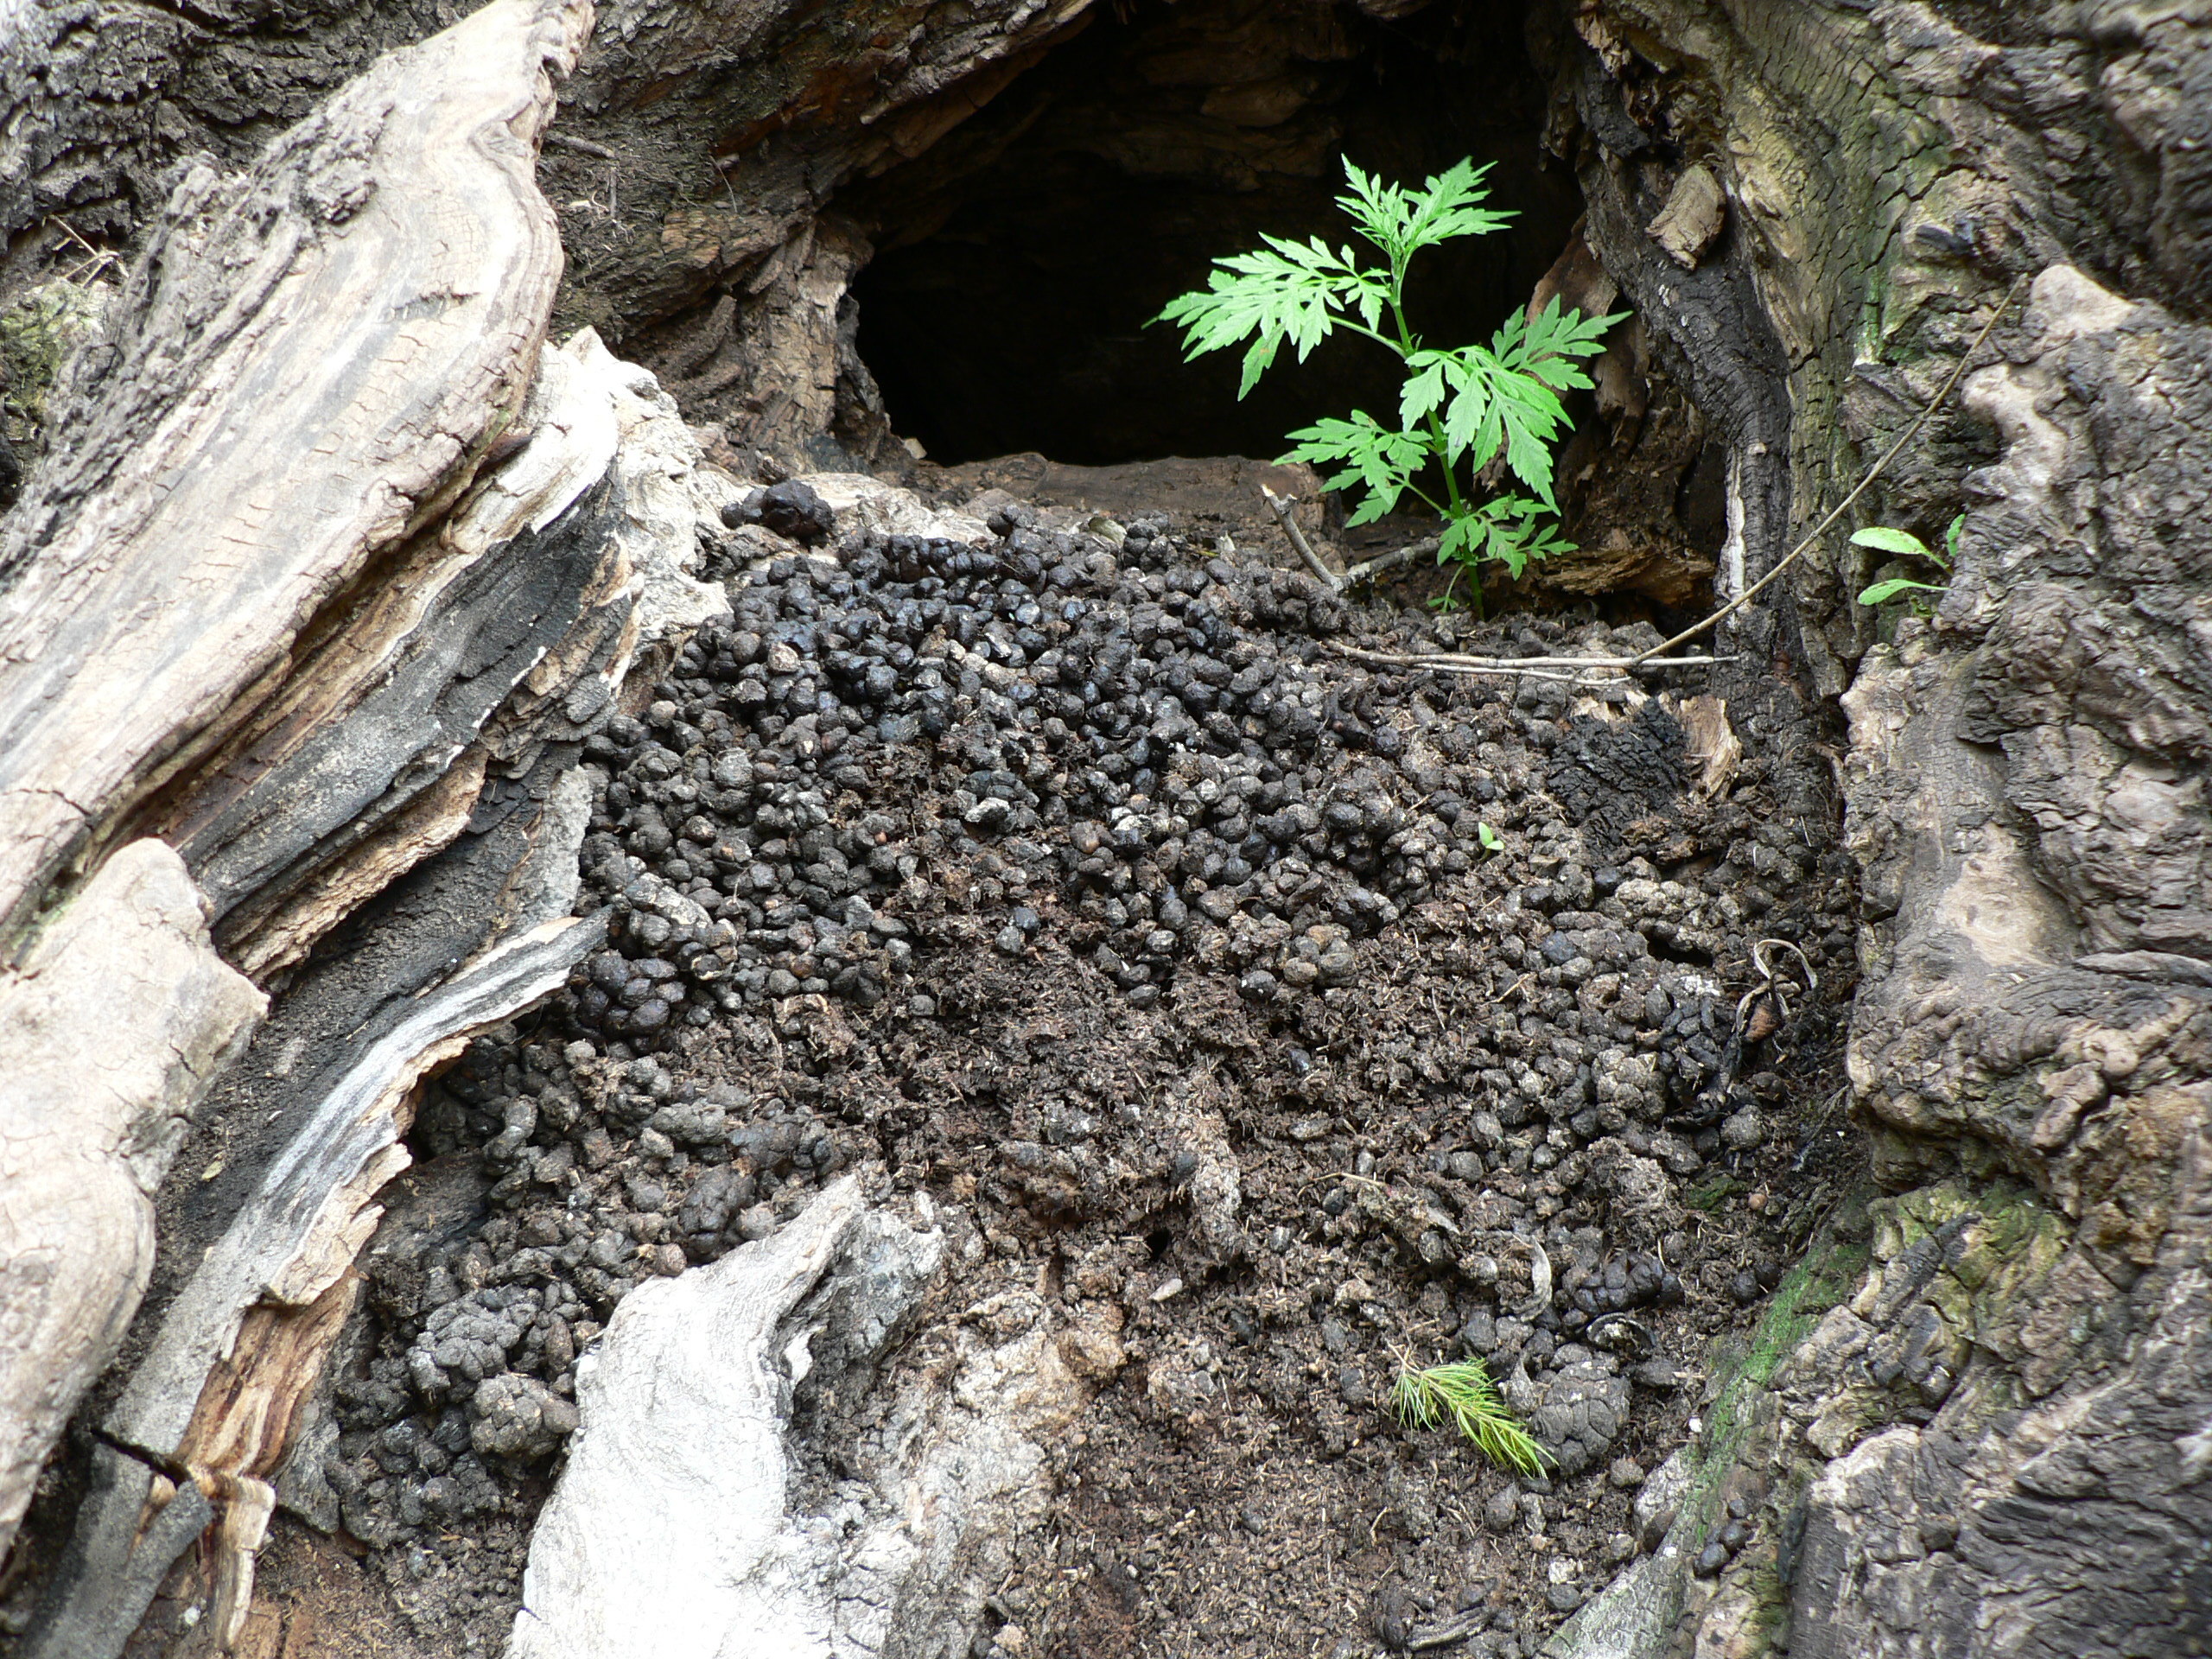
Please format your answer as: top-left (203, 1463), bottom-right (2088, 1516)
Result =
top-left (1390, 1355), bottom-right (1551, 1477)
top-left (1154, 156), bottom-right (1624, 615)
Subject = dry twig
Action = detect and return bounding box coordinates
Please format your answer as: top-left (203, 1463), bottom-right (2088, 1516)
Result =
top-left (1325, 639), bottom-right (1736, 687)
top-left (1260, 485), bottom-right (1342, 590)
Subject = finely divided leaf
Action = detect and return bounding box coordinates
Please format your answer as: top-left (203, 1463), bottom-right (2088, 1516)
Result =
top-left (1515, 297), bottom-right (1624, 387)
top-left (1281, 413), bottom-right (1426, 524)
top-left (1399, 359), bottom-right (1446, 430)
top-left (1402, 158), bottom-right (1511, 249)
top-left (1154, 236), bottom-right (1382, 397)
top-left (1162, 152), bottom-right (1623, 586)
top-left (1337, 156), bottom-right (1511, 262)
top-left (1436, 354), bottom-right (1497, 466)
top-left (1437, 513), bottom-right (1482, 569)
top-left (1444, 495), bottom-right (1574, 580)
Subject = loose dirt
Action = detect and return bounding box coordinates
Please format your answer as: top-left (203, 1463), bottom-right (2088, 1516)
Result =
top-left (225, 480), bottom-right (1859, 1659)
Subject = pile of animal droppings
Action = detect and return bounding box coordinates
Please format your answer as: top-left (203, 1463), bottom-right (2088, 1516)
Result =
top-left (320, 492), bottom-right (1856, 1656)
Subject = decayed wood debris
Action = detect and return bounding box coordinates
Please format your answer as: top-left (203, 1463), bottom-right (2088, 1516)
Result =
top-left (0, 1), bottom-right (734, 1653)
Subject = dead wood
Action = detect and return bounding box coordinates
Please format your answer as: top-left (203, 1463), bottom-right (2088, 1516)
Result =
top-left (0, 0), bottom-right (594, 952)
top-left (0, 841), bottom-right (264, 1560)
top-left (25, 915), bottom-right (601, 1659)
top-left (0, 0), bottom-right (661, 1644)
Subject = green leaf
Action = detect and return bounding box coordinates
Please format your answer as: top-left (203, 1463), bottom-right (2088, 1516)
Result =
top-left (1432, 495), bottom-right (1573, 582)
top-left (1335, 156), bottom-right (1512, 265)
top-left (1437, 512), bottom-right (1481, 568)
top-left (1478, 822), bottom-right (1503, 852)
top-left (1502, 300), bottom-right (1626, 397)
top-left (1399, 359), bottom-right (1446, 430)
top-left (1519, 297), bottom-right (1626, 363)
top-left (1438, 357), bottom-right (1497, 467)
top-left (1281, 412), bottom-right (1426, 526)
top-left (1500, 406), bottom-right (1556, 505)
top-left (1153, 234), bottom-right (1385, 398)
top-left (1391, 1358), bottom-right (1550, 1477)
top-left (1161, 151), bottom-right (1599, 605)
top-left (1402, 158), bottom-right (1511, 249)
top-left (1942, 512), bottom-right (1964, 567)
top-left (1856, 576), bottom-right (1948, 606)
top-left (1849, 525), bottom-right (1932, 560)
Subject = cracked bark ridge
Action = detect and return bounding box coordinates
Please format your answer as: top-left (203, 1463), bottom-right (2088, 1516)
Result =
top-left (140, 332), bottom-right (654, 981)
top-left (0, 2), bottom-right (754, 1649)
top-left (1561, 263), bottom-right (2212, 1659)
top-left (22, 318), bottom-right (740, 1651)
top-left (14, 312), bottom-right (735, 1659)
top-left (1544, 3), bottom-right (2212, 1656)
top-left (1782, 264), bottom-right (2212, 1659)
top-left (26, 912), bottom-right (603, 1659)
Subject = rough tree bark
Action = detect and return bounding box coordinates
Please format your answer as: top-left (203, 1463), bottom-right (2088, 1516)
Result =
top-left (0, 842), bottom-right (264, 1558)
top-left (0, 0), bottom-right (593, 1597)
top-left (0, 1), bottom-right (734, 1653)
top-left (0, 2), bottom-right (2206, 1658)
top-left (1534, 7), bottom-right (2212, 1656)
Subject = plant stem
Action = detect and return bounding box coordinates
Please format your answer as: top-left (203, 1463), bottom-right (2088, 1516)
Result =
top-left (1386, 290), bottom-right (1465, 516)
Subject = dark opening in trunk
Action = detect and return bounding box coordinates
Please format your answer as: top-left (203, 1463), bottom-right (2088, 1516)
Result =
top-left (841, 0), bottom-right (1582, 467)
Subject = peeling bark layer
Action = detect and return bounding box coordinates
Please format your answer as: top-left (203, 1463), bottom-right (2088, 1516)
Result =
top-left (0, 0), bottom-right (593, 948)
top-left (0, 0), bottom-right (739, 1649)
top-left (510, 1173), bottom-right (1104, 1659)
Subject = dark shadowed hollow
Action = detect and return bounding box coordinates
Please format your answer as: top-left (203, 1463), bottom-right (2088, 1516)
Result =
top-left (842, 0), bottom-right (1583, 467)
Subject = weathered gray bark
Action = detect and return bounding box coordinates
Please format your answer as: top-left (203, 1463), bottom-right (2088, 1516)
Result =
top-left (0, 0), bottom-right (589, 948)
top-left (0, 0), bottom-right (595, 1615)
top-left (510, 1171), bottom-right (1128, 1659)
top-left (1, 1), bottom-right (2208, 1656)
top-left (0, 0), bottom-right (451, 283)
top-left (0, 2), bottom-right (732, 1651)
top-left (1543, 8), bottom-right (2212, 1658)
top-left (0, 841), bottom-right (263, 1560)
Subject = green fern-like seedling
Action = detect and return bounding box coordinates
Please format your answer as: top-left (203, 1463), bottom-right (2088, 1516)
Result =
top-left (1155, 156), bottom-right (1625, 614)
top-left (1390, 1357), bottom-right (1552, 1477)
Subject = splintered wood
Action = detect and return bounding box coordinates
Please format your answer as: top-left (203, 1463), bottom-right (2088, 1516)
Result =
top-left (0, 0), bottom-right (594, 951)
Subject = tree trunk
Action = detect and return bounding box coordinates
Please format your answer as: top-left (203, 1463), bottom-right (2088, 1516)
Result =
top-left (0, 1), bottom-right (2205, 1656)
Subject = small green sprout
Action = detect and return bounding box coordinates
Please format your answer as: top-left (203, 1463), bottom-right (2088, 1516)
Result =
top-left (1477, 821), bottom-right (1503, 854)
top-left (1390, 1356), bottom-right (1551, 1477)
top-left (1853, 513), bottom-right (1961, 608)
top-left (1154, 156), bottom-right (1625, 615)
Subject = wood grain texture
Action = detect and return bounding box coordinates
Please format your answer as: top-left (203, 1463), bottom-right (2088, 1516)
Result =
top-left (133, 326), bottom-right (725, 980)
top-left (0, 841), bottom-right (264, 1560)
top-left (25, 912), bottom-right (600, 1659)
top-left (0, 0), bottom-right (595, 952)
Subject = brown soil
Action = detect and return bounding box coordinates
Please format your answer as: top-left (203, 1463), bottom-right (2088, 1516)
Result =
top-left (248, 479), bottom-right (1857, 1659)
